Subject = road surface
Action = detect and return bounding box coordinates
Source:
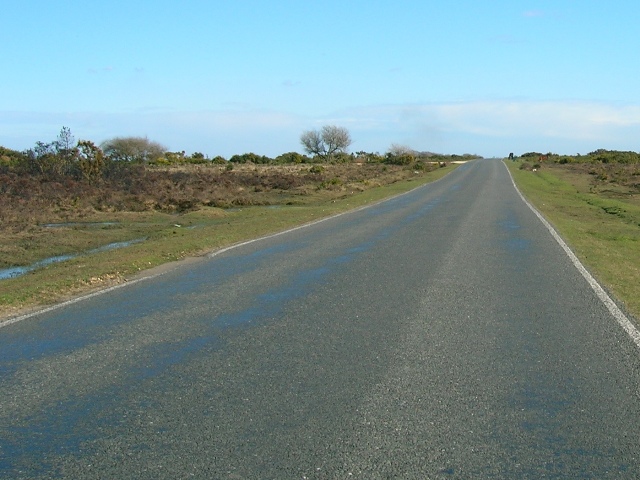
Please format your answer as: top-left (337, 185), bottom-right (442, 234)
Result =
top-left (2, 158), bottom-right (640, 478)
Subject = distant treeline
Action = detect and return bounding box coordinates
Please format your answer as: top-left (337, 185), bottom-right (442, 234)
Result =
top-left (517, 149), bottom-right (640, 164)
top-left (0, 127), bottom-right (481, 183)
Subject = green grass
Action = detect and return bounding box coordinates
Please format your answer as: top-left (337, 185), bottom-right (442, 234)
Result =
top-left (506, 160), bottom-right (640, 319)
top-left (0, 165), bottom-right (457, 318)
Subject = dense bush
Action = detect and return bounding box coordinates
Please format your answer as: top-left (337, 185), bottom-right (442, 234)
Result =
top-left (229, 152), bottom-right (273, 164)
top-left (274, 152), bottom-right (309, 164)
top-left (384, 152), bottom-right (415, 165)
top-left (0, 146), bottom-right (26, 169)
top-left (515, 150), bottom-right (640, 166)
top-left (588, 150), bottom-right (640, 164)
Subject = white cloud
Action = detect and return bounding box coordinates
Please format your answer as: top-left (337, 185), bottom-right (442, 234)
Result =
top-left (441, 100), bottom-right (640, 138)
top-left (342, 100), bottom-right (640, 138)
top-left (325, 100), bottom-right (640, 155)
top-left (1, 100), bottom-right (639, 157)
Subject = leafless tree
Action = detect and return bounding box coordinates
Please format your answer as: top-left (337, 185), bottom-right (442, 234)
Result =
top-left (300, 125), bottom-right (351, 160)
top-left (101, 136), bottom-right (166, 163)
top-left (387, 144), bottom-right (415, 157)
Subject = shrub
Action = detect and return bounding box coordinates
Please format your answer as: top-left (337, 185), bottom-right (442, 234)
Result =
top-left (384, 153), bottom-right (414, 165)
top-left (275, 152), bottom-right (309, 164)
top-left (229, 152), bottom-right (273, 164)
top-left (520, 162), bottom-right (533, 171)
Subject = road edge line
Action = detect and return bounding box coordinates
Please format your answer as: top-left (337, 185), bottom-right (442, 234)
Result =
top-left (503, 161), bottom-right (640, 349)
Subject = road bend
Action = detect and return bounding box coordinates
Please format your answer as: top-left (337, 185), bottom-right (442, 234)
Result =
top-left (2, 158), bottom-right (640, 478)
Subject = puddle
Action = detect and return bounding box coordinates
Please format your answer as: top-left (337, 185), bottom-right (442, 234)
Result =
top-left (42, 222), bottom-right (119, 228)
top-left (88, 239), bottom-right (145, 254)
top-left (0, 238), bottom-right (146, 280)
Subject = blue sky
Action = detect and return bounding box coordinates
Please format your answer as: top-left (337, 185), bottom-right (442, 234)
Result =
top-left (2, 0), bottom-right (639, 158)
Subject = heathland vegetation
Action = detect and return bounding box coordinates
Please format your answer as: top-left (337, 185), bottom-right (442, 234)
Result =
top-left (3, 126), bottom-right (637, 321)
top-left (0, 126), bottom-right (475, 318)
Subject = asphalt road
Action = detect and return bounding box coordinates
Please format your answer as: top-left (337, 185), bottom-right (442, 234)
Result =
top-left (2, 158), bottom-right (640, 479)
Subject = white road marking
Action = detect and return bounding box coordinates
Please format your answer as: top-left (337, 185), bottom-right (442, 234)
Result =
top-left (503, 161), bottom-right (640, 349)
top-left (0, 275), bottom-right (162, 329)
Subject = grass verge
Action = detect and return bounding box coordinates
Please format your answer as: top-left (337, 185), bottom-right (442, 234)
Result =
top-left (0, 165), bottom-right (457, 320)
top-left (506, 160), bottom-right (640, 319)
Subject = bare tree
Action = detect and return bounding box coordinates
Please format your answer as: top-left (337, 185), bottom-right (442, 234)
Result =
top-left (300, 130), bottom-right (324, 157)
top-left (387, 144), bottom-right (415, 157)
top-left (101, 136), bottom-right (166, 163)
top-left (300, 125), bottom-right (351, 160)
